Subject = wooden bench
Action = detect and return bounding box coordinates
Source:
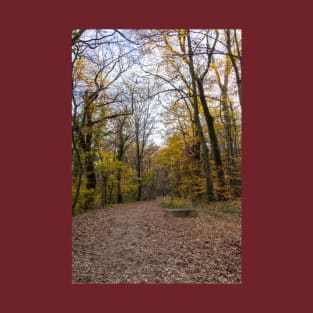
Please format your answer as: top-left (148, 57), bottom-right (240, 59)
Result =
top-left (164, 208), bottom-right (198, 217)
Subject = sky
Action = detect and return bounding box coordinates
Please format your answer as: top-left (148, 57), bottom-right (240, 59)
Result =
top-left (72, 29), bottom-right (241, 148)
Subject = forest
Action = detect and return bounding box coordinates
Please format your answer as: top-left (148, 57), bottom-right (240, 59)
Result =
top-left (72, 29), bottom-right (241, 283)
top-left (72, 29), bottom-right (241, 215)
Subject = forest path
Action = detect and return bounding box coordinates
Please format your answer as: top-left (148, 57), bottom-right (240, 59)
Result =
top-left (72, 198), bottom-right (241, 284)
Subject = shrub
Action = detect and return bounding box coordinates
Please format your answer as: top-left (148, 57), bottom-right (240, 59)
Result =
top-left (161, 196), bottom-right (192, 209)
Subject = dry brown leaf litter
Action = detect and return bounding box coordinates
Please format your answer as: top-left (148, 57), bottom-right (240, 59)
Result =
top-left (72, 199), bottom-right (241, 284)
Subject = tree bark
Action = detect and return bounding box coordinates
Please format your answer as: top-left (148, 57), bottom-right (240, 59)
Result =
top-left (136, 136), bottom-right (142, 201)
top-left (78, 94), bottom-right (97, 210)
top-left (101, 173), bottom-right (107, 207)
top-left (116, 142), bottom-right (124, 203)
top-left (186, 30), bottom-right (215, 202)
top-left (72, 144), bottom-right (83, 214)
top-left (226, 29), bottom-right (241, 107)
top-left (196, 78), bottom-right (227, 200)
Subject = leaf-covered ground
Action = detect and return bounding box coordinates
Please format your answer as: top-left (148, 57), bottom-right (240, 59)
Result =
top-left (72, 198), bottom-right (241, 284)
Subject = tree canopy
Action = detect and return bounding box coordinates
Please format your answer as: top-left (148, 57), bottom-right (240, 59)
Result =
top-left (72, 29), bottom-right (242, 215)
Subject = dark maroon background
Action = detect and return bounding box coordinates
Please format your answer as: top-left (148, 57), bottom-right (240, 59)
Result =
top-left (1, 1), bottom-right (312, 312)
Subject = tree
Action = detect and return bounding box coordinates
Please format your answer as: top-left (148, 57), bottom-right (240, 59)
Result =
top-left (147, 29), bottom-right (227, 200)
top-left (225, 29), bottom-right (242, 107)
top-left (72, 29), bottom-right (242, 214)
top-left (113, 108), bottom-right (133, 203)
top-left (186, 29), bottom-right (215, 201)
top-left (131, 87), bottom-right (156, 201)
top-left (72, 30), bottom-right (133, 211)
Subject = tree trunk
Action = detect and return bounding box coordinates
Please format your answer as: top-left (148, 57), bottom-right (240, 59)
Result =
top-left (108, 181), bottom-right (114, 204)
top-left (226, 29), bottom-right (241, 107)
top-left (117, 168), bottom-right (123, 203)
top-left (101, 173), bottom-right (107, 207)
top-left (135, 120), bottom-right (143, 201)
top-left (116, 143), bottom-right (124, 203)
top-left (72, 145), bottom-right (83, 215)
top-left (136, 160), bottom-right (142, 201)
top-left (196, 79), bottom-right (227, 200)
top-left (186, 30), bottom-right (215, 202)
top-left (221, 91), bottom-right (234, 160)
top-left (80, 103), bottom-right (96, 210)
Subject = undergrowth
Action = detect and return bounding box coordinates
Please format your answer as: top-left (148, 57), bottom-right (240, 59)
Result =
top-left (162, 196), bottom-right (241, 219)
top-left (161, 196), bottom-right (192, 209)
top-left (203, 198), bottom-right (241, 219)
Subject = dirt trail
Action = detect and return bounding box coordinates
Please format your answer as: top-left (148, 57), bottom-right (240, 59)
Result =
top-left (72, 198), bottom-right (241, 284)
